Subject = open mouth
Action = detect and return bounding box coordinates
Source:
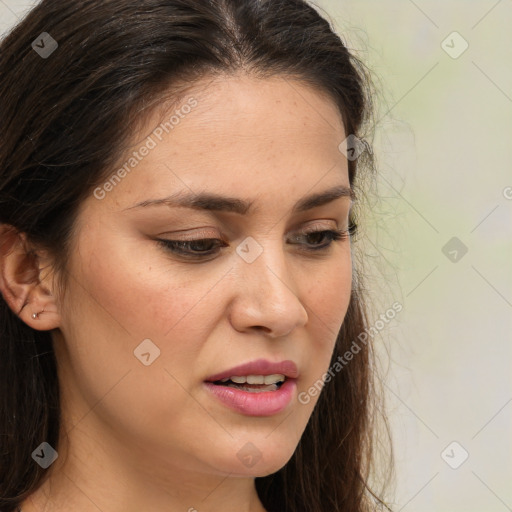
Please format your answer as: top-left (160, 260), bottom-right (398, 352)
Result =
top-left (204, 370), bottom-right (296, 415)
top-left (211, 375), bottom-right (286, 393)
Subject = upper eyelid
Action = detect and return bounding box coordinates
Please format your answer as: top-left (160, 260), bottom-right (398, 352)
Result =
top-left (159, 222), bottom-right (344, 239)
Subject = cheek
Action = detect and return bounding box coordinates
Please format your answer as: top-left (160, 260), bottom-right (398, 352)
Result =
top-left (298, 253), bottom-right (352, 392)
top-left (57, 241), bottom-right (225, 461)
top-left (69, 233), bottom-right (215, 339)
top-left (60, 231), bottom-right (229, 395)
top-left (304, 251), bottom-right (352, 338)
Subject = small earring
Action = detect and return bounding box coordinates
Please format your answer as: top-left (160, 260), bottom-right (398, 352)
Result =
top-left (32, 310), bottom-right (43, 319)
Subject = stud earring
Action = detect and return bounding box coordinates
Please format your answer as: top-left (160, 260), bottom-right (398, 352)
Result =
top-left (32, 310), bottom-right (43, 319)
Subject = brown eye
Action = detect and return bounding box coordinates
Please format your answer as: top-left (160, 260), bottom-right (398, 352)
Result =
top-left (289, 229), bottom-right (349, 251)
top-left (157, 226), bottom-right (352, 261)
top-left (158, 237), bottom-right (226, 258)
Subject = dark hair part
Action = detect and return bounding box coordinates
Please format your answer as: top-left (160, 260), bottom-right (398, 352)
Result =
top-left (0, 0), bottom-right (391, 510)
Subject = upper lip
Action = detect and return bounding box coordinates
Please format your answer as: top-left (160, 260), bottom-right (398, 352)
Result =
top-left (205, 358), bottom-right (299, 382)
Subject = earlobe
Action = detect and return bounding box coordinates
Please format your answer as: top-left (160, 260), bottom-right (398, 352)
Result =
top-left (0, 224), bottom-right (61, 331)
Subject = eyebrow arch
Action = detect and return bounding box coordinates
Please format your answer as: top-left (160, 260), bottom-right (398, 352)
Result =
top-left (124, 184), bottom-right (355, 215)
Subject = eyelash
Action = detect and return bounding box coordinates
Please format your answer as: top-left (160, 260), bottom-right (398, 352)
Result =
top-left (157, 225), bottom-right (356, 259)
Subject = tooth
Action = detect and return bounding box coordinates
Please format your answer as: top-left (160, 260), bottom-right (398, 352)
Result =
top-left (240, 384), bottom-right (278, 392)
top-left (264, 374), bottom-right (285, 385)
top-left (226, 383), bottom-right (279, 392)
top-left (246, 375), bottom-right (265, 384)
top-left (223, 374), bottom-right (287, 385)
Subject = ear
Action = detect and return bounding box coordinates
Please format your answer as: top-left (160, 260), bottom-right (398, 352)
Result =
top-left (0, 224), bottom-right (61, 331)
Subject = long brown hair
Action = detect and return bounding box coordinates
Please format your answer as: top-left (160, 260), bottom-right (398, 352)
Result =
top-left (0, 0), bottom-right (392, 510)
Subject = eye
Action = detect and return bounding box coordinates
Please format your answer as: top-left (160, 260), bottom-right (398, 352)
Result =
top-left (157, 224), bottom-right (355, 260)
top-left (157, 237), bottom-right (226, 259)
top-left (289, 228), bottom-right (350, 251)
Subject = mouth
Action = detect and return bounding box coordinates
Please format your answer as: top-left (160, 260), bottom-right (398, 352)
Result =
top-left (211, 374), bottom-right (287, 393)
top-left (205, 358), bottom-right (299, 384)
top-left (203, 359), bottom-right (299, 416)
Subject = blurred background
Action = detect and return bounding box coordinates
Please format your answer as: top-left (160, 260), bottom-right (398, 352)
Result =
top-left (1, 1), bottom-right (511, 510)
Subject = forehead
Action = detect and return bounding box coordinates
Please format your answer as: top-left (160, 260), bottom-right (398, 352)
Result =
top-left (97, 73), bottom-right (350, 212)
top-left (138, 72), bottom-right (345, 153)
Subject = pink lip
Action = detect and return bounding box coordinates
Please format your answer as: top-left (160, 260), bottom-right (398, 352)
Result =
top-left (205, 358), bottom-right (299, 382)
top-left (204, 359), bottom-right (299, 417)
top-left (203, 379), bottom-right (297, 416)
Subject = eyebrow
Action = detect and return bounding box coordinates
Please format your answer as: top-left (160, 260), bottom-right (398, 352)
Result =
top-left (124, 184), bottom-right (354, 215)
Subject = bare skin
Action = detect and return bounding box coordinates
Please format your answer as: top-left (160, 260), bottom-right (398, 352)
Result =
top-left (2, 73), bottom-right (353, 512)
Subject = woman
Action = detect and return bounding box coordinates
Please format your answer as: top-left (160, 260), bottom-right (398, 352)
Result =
top-left (0, 0), bottom-right (392, 510)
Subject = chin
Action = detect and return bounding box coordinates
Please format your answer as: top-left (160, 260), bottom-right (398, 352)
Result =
top-left (253, 459), bottom-right (291, 478)
top-left (212, 442), bottom-right (297, 478)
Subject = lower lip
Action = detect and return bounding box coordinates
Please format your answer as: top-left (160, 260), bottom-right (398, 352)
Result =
top-left (203, 379), bottom-right (296, 416)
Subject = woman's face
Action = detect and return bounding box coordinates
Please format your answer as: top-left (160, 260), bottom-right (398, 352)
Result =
top-left (53, 74), bottom-right (353, 479)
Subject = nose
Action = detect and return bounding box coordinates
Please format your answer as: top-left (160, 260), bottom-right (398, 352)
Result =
top-left (227, 239), bottom-right (309, 338)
